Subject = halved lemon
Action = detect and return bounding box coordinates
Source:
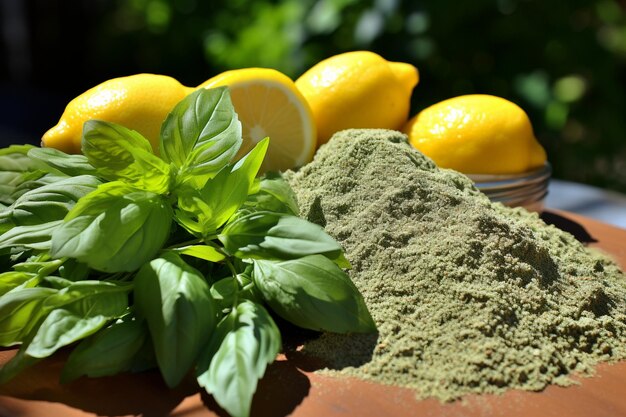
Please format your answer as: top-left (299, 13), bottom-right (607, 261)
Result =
top-left (197, 68), bottom-right (317, 172)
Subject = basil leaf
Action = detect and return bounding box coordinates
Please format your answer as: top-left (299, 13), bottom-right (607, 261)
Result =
top-left (172, 245), bottom-right (226, 262)
top-left (0, 271), bottom-right (36, 296)
top-left (134, 252), bottom-right (218, 388)
top-left (161, 87), bottom-right (242, 187)
top-left (26, 308), bottom-right (110, 358)
top-left (0, 220), bottom-right (64, 252)
top-left (82, 120), bottom-right (172, 194)
top-left (26, 280), bottom-right (131, 358)
top-left (42, 276), bottom-right (75, 289)
top-left (0, 145), bottom-right (42, 206)
top-left (43, 280), bottom-right (131, 314)
top-left (0, 212), bottom-right (14, 235)
top-left (209, 277), bottom-right (238, 311)
top-left (253, 255), bottom-right (376, 333)
top-left (0, 287), bottom-right (58, 346)
top-left (6, 175), bottom-right (102, 226)
top-left (176, 137), bottom-right (269, 235)
top-left (57, 258), bottom-right (90, 281)
top-left (27, 147), bottom-right (96, 177)
top-left (242, 173), bottom-right (299, 216)
top-left (172, 207), bottom-right (203, 236)
top-left (197, 300), bottom-right (281, 417)
top-left (0, 145), bottom-right (38, 171)
top-left (51, 181), bottom-right (172, 272)
top-left (61, 319), bottom-right (147, 382)
top-left (219, 212), bottom-right (348, 266)
top-left (210, 274), bottom-right (260, 312)
top-left (7, 172), bottom-right (66, 206)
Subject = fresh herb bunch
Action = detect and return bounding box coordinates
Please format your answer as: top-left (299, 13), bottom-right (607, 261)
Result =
top-left (0, 87), bottom-right (376, 417)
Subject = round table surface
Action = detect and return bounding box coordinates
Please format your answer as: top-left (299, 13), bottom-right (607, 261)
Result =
top-left (0, 210), bottom-right (625, 417)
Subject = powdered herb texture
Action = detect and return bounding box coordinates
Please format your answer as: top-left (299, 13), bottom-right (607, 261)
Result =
top-left (285, 129), bottom-right (626, 401)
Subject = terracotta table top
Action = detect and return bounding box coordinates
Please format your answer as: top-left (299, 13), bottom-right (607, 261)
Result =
top-left (0, 210), bottom-right (625, 417)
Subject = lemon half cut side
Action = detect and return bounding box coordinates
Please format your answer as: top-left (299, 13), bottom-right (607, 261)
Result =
top-left (198, 68), bottom-right (317, 173)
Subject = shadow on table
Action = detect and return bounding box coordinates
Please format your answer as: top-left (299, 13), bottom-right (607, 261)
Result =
top-left (540, 211), bottom-right (598, 244)
top-left (0, 342), bottom-right (315, 417)
top-left (200, 359), bottom-right (312, 417)
top-left (0, 348), bottom-right (196, 417)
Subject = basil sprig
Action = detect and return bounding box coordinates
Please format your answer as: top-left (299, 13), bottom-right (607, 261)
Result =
top-left (0, 87), bottom-right (376, 417)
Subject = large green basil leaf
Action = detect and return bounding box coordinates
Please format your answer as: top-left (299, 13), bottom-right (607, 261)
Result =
top-left (219, 211), bottom-right (349, 267)
top-left (27, 147), bottom-right (96, 177)
top-left (0, 287), bottom-right (58, 346)
top-left (160, 87), bottom-right (242, 187)
top-left (253, 255), bottom-right (376, 333)
top-left (197, 300), bottom-right (280, 417)
top-left (50, 181), bottom-right (172, 272)
top-left (176, 138), bottom-right (268, 235)
top-left (82, 120), bottom-right (171, 194)
top-left (61, 319), bottom-right (147, 382)
top-left (26, 309), bottom-right (109, 358)
top-left (134, 251), bottom-right (217, 388)
top-left (6, 175), bottom-right (102, 226)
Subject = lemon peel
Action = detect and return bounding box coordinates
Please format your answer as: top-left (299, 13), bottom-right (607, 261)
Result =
top-left (42, 74), bottom-right (194, 154)
top-left (295, 51), bottom-right (419, 146)
top-left (403, 94), bottom-right (547, 174)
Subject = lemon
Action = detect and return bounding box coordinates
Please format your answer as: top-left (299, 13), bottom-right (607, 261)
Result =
top-left (197, 68), bottom-right (316, 172)
top-left (403, 94), bottom-right (547, 175)
top-left (42, 74), bottom-right (194, 154)
top-left (295, 51), bottom-right (419, 146)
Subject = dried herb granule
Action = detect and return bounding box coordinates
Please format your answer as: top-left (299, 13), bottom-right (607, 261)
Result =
top-left (285, 129), bottom-right (626, 401)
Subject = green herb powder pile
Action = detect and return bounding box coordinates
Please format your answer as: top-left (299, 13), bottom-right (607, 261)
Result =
top-left (285, 129), bottom-right (626, 401)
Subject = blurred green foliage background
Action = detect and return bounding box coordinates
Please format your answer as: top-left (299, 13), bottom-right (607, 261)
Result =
top-left (1, 0), bottom-right (625, 193)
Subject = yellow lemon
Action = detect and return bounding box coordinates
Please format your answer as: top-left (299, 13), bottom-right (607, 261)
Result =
top-left (198, 68), bottom-right (316, 172)
top-left (295, 51), bottom-right (419, 145)
top-left (403, 94), bottom-right (547, 174)
top-left (42, 74), bottom-right (194, 154)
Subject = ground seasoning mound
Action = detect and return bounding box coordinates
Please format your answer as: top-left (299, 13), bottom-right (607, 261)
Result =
top-left (285, 129), bottom-right (626, 401)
